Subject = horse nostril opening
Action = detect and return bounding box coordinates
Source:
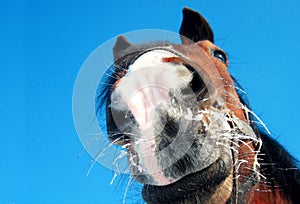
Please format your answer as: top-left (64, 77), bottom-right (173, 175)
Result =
top-left (185, 65), bottom-right (208, 102)
top-left (157, 117), bottom-right (179, 152)
top-left (164, 117), bottom-right (179, 137)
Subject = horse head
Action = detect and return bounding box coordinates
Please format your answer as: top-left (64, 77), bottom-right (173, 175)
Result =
top-left (97, 7), bottom-right (300, 204)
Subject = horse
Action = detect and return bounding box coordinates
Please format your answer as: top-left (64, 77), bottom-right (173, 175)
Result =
top-left (96, 7), bottom-right (300, 204)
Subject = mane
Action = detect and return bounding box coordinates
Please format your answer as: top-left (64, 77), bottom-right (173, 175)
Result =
top-left (233, 77), bottom-right (300, 200)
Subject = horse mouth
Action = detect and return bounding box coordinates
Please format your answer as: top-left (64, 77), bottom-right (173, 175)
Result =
top-left (106, 48), bottom-right (233, 200)
top-left (142, 156), bottom-right (232, 203)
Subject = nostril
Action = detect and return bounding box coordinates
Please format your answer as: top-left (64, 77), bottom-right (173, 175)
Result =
top-left (184, 65), bottom-right (208, 101)
top-left (164, 117), bottom-right (179, 137)
top-left (157, 116), bottom-right (180, 152)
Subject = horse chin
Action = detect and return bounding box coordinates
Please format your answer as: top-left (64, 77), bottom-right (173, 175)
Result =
top-left (141, 152), bottom-right (232, 204)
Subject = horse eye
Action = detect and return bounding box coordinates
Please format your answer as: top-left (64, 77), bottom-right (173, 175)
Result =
top-left (212, 50), bottom-right (227, 64)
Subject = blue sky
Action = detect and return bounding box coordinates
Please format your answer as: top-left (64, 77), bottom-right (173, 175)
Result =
top-left (1, 0), bottom-right (299, 203)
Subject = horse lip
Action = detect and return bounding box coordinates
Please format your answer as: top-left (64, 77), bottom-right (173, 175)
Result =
top-left (142, 154), bottom-right (232, 203)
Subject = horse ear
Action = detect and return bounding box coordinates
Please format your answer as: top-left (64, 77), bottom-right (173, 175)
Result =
top-left (179, 7), bottom-right (214, 44)
top-left (113, 36), bottom-right (132, 62)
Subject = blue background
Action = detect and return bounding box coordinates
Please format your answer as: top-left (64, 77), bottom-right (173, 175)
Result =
top-left (1, 0), bottom-right (299, 203)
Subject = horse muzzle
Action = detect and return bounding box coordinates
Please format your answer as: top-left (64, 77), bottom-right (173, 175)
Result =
top-left (106, 47), bottom-right (233, 186)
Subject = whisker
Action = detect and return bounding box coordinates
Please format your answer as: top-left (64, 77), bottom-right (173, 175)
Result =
top-left (103, 71), bottom-right (119, 80)
top-left (98, 82), bottom-right (114, 86)
top-left (241, 104), bottom-right (271, 134)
